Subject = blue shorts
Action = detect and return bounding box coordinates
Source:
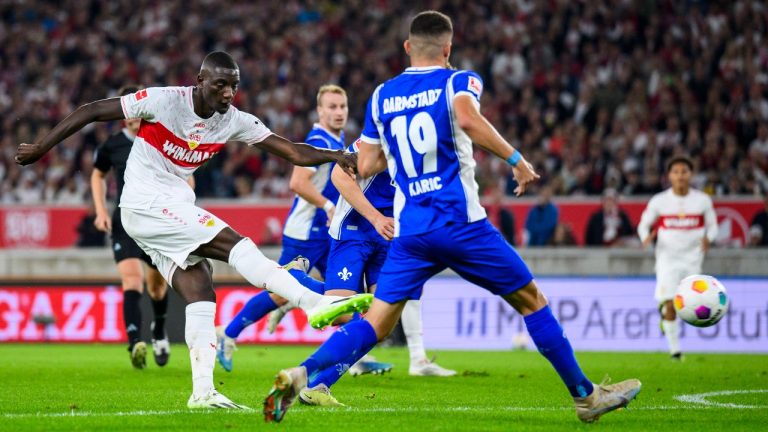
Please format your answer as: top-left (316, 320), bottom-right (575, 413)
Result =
top-left (324, 237), bottom-right (390, 293)
top-left (279, 236), bottom-right (330, 276)
top-left (375, 220), bottom-right (533, 304)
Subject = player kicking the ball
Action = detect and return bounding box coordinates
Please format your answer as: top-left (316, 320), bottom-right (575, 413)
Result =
top-left (263, 11), bottom-right (641, 423)
top-left (15, 51), bottom-right (372, 410)
top-left (638, 155), bottom-right (718, 360)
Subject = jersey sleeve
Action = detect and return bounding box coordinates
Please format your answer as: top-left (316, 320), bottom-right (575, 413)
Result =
top-left (360, 86), bottom-right (382, 145)
top-left (451, 71), bottom-right (484, 105)
top-left (119, 87), bottom-right (165, 121)
top-left (703, 195), bottom-right (718, 242)
top-left (92, 142), bottom-right (112, 173)
top-left (230, 110), bottom-right (273, 145)
top-left (637, 195), bottom-right (660, 242)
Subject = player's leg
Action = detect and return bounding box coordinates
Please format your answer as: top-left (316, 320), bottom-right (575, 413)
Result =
top-left (170, 260), bottom-right (246, 409)
top-left (656, 264), bottom-right (683, 359)
top-left (116, 258), bottom-right (147, 369)
top-left (264, 236), bottom-right (441, 421)
top-left (195, 227), bottom-right (371, 329)
top-left (402, 300), bottom-right (456, 376)
top-left (443, 220), bottom-right (640, 423)
top-left (145, 262), bottom-right (171, 367)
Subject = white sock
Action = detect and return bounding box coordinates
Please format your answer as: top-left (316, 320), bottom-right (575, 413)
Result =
top-left (402, 300), bottom-right (427, 363)
top-left (661, 319), bottom-right (681, 355)
top-left (185, 301), bottom-right (217, 397)
top-left (228, 238), bottom-right (321, 310)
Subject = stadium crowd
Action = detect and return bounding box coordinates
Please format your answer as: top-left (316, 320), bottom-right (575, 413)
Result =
top-left (1, 0), bottom-right (767, 206)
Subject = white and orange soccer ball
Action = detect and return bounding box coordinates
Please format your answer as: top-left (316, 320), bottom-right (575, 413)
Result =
top-left (674, 275), bottom-right (729, 327)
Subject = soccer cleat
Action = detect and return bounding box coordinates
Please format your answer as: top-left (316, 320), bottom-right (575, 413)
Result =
top-left (306, 294), bottom-right (373, 329)
top-left (151, 338), bottom-right (171, 367)
top-left (283, 255), bottom-right (311, 273)
top-left (349, 356), bottom-right (394, 377)
top-left (573, 378), bottom-right (642, 423)
top-left (267, 303), bottom-right (297, 334)
top-left (215, 325), bottom-right (237, 372)
top-left (671, 352), bottom-right (684, 361)
top-left (263, 366), bottom-right (307, 423)
top-left (187, 390), bottom-right (249, 409)
top-left (129, 341), bottom-right (147, 369)
top-left (299, 384), bottom-right (346, 407)
top-left (409, 357), bottom-right (457, 377)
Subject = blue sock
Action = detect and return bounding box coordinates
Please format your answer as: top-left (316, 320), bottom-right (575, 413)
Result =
top-left (524, 305), bottom-right (594, 398)
top-left (289, 269), bottom-right (325, 294)
top-left (307, 312), bottom-right (367, 388)
top-left (301, 319), bottom-right (378, 377)
top-left (224, 291), bottom-right (277, 339)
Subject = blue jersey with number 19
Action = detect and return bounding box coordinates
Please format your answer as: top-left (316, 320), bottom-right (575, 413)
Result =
top-left (360, 66), bottom-right (486, 237)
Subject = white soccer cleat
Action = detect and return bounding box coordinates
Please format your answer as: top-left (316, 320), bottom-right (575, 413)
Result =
top-left (283, 255), bottom-right (311, 273)
top-left (573, 378), bottom-right (642, 423)
top-left (215, 325), bottom-right (237, 372)
top-left (409, 357), bottom-right (457, 377)
top-left (349, 354), bottom-right (393, 376)
top-left (151, 338), bottom-right (171, 367)
top-left (267, 303), bottom-right (297, 334)
top-left (187, 390), bottom-right (249, 409)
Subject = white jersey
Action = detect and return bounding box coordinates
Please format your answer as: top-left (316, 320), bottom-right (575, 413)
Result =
top-left (119, 86), bottom-right (272, 209)
top-left (637, 188), bottom-right (718, 263)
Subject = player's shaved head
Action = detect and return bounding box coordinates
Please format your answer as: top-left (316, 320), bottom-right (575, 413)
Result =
top-left (408, 11), bottom-right (453, 60)
top-left (200, 51), bottom-right (239, 75)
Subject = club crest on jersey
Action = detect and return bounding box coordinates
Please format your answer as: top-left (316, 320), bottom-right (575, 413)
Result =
top-left (468, 76), bottom-right (483, 96)
top-left (187, 135), bottom-right (202, 150)
top-left (338, 267), bottom-right (353, 281)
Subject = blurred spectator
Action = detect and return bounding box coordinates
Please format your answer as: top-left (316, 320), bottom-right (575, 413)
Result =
top-left (525, 186), bottom-right (558, 246)
top-left (1, 1), bottom-right (767, 202)
top-left (585, 189), bottom-right (635, 246)
top-left (549, 223), bottom-right (577, 246)
top-left (484, 183), bottom-right (516, 245)
top-left (750, 194), bottom-right (768, 247)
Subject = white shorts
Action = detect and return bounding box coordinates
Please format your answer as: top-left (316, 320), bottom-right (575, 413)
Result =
top-left (120, 204), bottom-right (229, 283)
top-left (655, 260), bottom-right (702, 303)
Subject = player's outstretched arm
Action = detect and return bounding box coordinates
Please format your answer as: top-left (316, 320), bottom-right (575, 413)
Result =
top-left (452, 95), bottom-right (539, 196)
top-left (15, 98), bottom-right (124, 165)
top-left (331, 164), bottom-right (394, 240)
top-left (253, 134), bottom-right (357, 175)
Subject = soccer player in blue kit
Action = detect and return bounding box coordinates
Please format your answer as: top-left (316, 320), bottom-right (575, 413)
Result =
top-left (263, 11), bottom-right (641, 423)
top-left (297, 139), bottom-right (456, 407)
top-left (216, 85), bottom-right (347, 370)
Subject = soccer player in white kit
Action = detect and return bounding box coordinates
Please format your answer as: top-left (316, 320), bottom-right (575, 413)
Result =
top-left (15, 51), bottom-right (373, 409)
top-left (638, 156), bottom-right (718, 360)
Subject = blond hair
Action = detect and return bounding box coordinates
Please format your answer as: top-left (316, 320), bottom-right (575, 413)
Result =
top-left (316, 84), bottom-right (347, 106)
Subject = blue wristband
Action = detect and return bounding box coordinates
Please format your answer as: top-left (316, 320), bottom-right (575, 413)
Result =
top-left (506, 151), bottom-right (522, 166)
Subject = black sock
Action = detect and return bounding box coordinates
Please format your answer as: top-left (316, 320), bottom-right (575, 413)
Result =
top-left (151, 291), bottom-right (169, 340)
top-left (123, 290), bottom-right (142, 349)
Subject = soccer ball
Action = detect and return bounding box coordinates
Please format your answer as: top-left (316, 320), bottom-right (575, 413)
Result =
top-left (673, 275), bottom-right (729, 327)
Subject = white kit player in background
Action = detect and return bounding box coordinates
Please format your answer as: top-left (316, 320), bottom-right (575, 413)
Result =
top-left (15, 51), bottom-right (373, 409)
top-left (638, 155), bottom-right (718, 360)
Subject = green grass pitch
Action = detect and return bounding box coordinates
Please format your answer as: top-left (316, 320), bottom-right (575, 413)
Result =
top-left (1, 344), bottom-right (766, 431)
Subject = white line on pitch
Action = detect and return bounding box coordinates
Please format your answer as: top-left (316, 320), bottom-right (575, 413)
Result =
top-left (2, 403), bottom-right (763, 420)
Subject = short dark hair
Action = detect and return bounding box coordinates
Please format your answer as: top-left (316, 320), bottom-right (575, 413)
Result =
top-left (666, 155), bottom-right (694, 172)
top-left (117, 85), bottom-right (140, 97)
top-left (409, 10), bottom-right (453, 37)
top-left (201, 51), bottom-right (238, 71)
